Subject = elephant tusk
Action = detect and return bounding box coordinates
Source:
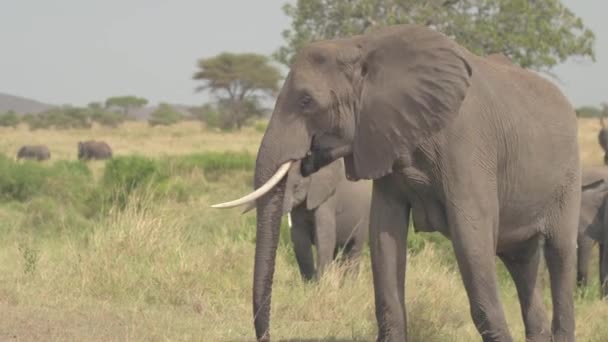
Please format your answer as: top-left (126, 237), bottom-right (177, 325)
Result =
top-left (287, 212), bottom-right (292, 228)
top-left (211, 161), bottom-right (293, 209)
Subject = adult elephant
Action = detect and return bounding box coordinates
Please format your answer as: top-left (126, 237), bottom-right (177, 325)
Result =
top-left (578, 167), bottom-right (608, 299)
top-left (281, 158), bottom-right (371, 281)
top-left (16, 145), bottom-right (51, 161)
top-left (213, 25), bottom-right (580, 342)
top-left (598, 117), bottom-right (608, 165)
top-left (77, 140), bottom-right (112, 160)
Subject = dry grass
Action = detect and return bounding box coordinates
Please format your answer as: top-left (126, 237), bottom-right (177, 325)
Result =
top-left (0, 118), bottom-right (607, 341)
top-left (0, 121), bottom-right (263, 160)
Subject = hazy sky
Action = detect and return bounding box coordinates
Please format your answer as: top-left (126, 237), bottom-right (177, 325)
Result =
top-left (1, 0), bottom-right (605, 107)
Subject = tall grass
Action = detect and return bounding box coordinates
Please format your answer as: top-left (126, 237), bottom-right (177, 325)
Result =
top-left (0, 119), bottom-right (607, 340)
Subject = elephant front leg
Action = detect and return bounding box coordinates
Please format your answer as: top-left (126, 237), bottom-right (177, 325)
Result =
top-left (447, 199), bottom-right (513, 342)
top-left (369, 177), bottom-right (409, 342)
top-left (290, 205), bottom-right (316, 281)
top-left (313, 199), bottom-right (337, 279)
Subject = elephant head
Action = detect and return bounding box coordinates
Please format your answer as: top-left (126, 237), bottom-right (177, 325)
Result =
top-left (580, 169), bottom-right (608, 241)
top-left (211, 25), bottom-right (472, 340)
top-left (283, 158), bottom-right (344, 214)
top-left (580, 168), bottom-right (608, 298)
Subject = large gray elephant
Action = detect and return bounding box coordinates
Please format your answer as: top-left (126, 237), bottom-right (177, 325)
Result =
top-left (213, 25), bottom-right (580, 342)
top-left (77, 140), bottom-right (112, 160)
top-left (598, 117), bottom-right (608, 165)
top-left (283, 158), bottom-right (371, 281)
top-left (578, 167), bottom-right (608, 299)
top-left (16, 145), bottom-right (51, 161)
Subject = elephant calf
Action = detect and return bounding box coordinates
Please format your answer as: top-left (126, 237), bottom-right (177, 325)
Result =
top-left (77, 140), bottom-right (112, 160)
top-left (16, 145), bottom-right (51, 161)
top-left (283, 158), bottom-right (371, 281)
top-left (599, 118), bottom-right (608, 165)
top-left (579, 167), bottom-right (608, 299)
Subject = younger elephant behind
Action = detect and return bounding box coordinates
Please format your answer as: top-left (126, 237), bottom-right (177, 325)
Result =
top-left (578, 167), bottom-right (608, 299)
top-left (17, 145), bottom-right (51, 161)
top-left (78, 140), bottom-right (112, 160)
top-left (599, 117), bottom-right (608, 165)
top-left (283, 158), bottom-right (371, 281)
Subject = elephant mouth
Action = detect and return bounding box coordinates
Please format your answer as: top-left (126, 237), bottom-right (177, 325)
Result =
top-left (210, 160), bottom-right (293, 209)
top-left (210, 143), bottom-right (353, 210)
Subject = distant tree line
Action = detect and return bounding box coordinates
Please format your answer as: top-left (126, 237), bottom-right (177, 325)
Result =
top-left (0, 93), bottom-right (269, 131)
top-left (576, 103), bottom-right (608, 118)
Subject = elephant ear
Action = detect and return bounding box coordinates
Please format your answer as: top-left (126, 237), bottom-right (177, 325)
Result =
top-left (306, 158), bottom-right (344, 210)
top-left (347, 25), bottom-right (472, 180)
top-left (282, 160), bottom-right (311, 215)
top-left (583, 178), bottom-right (608, 242)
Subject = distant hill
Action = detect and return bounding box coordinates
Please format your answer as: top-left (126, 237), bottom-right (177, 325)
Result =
top-left (0, 92), bottom-right (54, 115)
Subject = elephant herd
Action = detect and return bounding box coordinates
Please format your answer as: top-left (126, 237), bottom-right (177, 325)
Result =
top-left (212, 25), bottom-right (608, 342)
top-left (15, 140), bottom-right (112, 161)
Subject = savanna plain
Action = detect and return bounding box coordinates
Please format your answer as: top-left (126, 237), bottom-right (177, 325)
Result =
top-left (0, 119), bottom-right (607, 341)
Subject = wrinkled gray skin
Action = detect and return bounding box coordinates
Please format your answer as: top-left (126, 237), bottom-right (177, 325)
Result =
top-left (250, 25), bottom-right (580, 342)
top-left (578, 167), bottom-right (608, 299)
top-left (77, 140), bottom-right (112, 160)
top-left (283, 158), bottom-right (371, 281)
top-left (16, 145), bottom-right (50, 161)
top-left (598, 117), bottom-right (608, 165)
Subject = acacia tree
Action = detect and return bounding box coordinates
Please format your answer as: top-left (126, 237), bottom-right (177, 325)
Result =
top-left (193, 53), bottom-right (281, 130)
top-left (105, 96), bottom-right (148, 117)
top-left (275, 0), bottom-right (595, 72)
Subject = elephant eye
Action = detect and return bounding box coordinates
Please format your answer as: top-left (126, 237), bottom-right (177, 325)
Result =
top-left (299, 94), bottom-right (314, 109)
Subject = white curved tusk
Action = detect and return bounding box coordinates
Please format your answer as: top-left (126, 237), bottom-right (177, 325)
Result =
top-left (211, 161), bottom-right (292, 209)
top-left (287, 212), bottom-right (292, 228)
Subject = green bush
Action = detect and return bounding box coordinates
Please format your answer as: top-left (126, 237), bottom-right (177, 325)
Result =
top-left (253, 120), bottom-right (268, 133)
top-left (0, 111), bottom-right (20, 128)
top-left (148, 103), bottom-right (182, 127)
top-left (0, 155), bottom-right (47, 202)
top-left (22, 107), bottom-right (93, 130)
top-left (167, 151), bottom-right (255, 174)
top-left (103, 156), bottom-right (170, 207)
top-left (90, 109), bottom-right (125, 128)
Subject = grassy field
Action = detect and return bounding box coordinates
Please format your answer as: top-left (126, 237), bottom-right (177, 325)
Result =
top-left (0, 119), bottom-right (607, 341)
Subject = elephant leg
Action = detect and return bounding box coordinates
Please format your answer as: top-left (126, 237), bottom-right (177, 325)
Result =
top-left (369, 176), bottom-right (409, 342)
top-left (543, 201), bottom-right (578, 342)
top-left (313, 198), bottom-right (337, 279)
top-left (498, 239), bottom-right (550, 342)
top-left (600, 243), bottom-right (607, 299)
top-left (290, 205), bottom-right (315, 281)
top-left (576, 235), bottom-right (593, 289)
top-left (444, 182), bottom-right (512, 342)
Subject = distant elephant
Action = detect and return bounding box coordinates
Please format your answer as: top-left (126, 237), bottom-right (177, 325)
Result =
top-left (16, 145), bottom-right (50, 161)
top-left (578, 167), bottom-right (608, 299)
top-left (598, 117), bottom-right (608, 165)
top-left (283, 158), bottom-right (371, 281)
top-left (213, 25), bottom-right (580, 342)
top-left (77, 140), bottom-right (112, 160)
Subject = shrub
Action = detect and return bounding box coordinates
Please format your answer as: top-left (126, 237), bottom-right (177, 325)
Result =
top-left (103, 156), bottom-right (169, 207)
top-left (24, 107), bottom-right (92, 130)
top-left (0, 111), bottom-right (20, 128)
top-left (253, 120), bottom-right (268, 133)
top-left (90, 109), bottom-right (125, 128)
top-left (0, 155), bottom-right (47, 202)
top-left (167, 151), bottom-right (255, 174)
top-left (148, 103), bottom-right (182, 127)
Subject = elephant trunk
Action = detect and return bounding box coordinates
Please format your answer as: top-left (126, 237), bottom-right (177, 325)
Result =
top-left (251, 137), bottom-right (291, 341)
top-left (250, 109), bottom-right (313, 340)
